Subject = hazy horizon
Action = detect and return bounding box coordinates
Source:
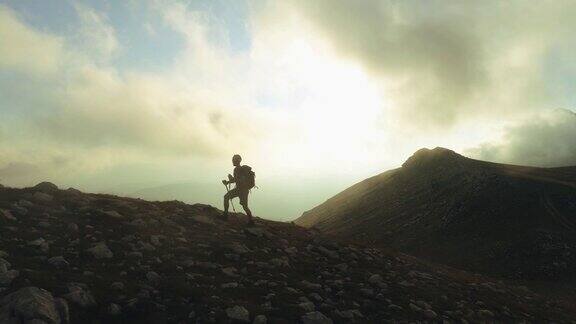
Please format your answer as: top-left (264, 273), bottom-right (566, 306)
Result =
top-left (2, 0), bottom-right (576, 219)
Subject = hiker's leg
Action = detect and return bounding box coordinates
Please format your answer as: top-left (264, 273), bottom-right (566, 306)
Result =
top-left (240, 190), bottom-right (253, 222)
top-left (224, 189), bottom-right (238, 214)
top-left (223, 194), bottom-right (229, 213)
top-left (242, 203), bottom-right (252, 218)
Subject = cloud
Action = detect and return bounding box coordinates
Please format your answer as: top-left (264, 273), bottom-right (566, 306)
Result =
top-left (0, 3), bottom-right (265, 186)
top-left (72, 2), bottom-right (120, 62)
top-left (468, 109), bottom-right (576, 167)
top-left (0, 5), bottom-right (64, 75)
top-left (287, 0), bottom-right (576, 129)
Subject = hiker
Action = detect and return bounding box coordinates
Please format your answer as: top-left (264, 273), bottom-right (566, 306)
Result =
top-left (222, 154), bottom-right (256, 224)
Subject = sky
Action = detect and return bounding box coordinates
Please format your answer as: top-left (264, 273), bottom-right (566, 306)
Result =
top-left (1, 0), bottom-right (576, 220)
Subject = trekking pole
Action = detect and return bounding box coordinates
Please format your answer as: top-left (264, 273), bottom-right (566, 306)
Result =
top-left (225, 183), bottom-right (236, 212)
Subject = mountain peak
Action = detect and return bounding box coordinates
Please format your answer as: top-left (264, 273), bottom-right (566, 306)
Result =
top-left (402, 147), bottom-right (465, 168)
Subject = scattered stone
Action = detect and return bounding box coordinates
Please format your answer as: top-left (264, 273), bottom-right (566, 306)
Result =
top-left (48, 256), bottom-right (69, 268)
top-left (478, 309), bottom-right (495, 319)
top-left (63, 283), bottom-right (96, 308)
top-left (67, 223), bottom-right (79, 232)
top-left (0, 209), bottom-right (16, 221)
top-left (104, 303), bottom-right (122, 316)
top-left (33, 191), bottom-right (54, 203)
top-left (368, 274), bottom-right (382, 284)
top-left (301, 311), bottom-right (333, 324)
top-left (253, 314), bottom-right (267, 324)
top-left (110, 282), bottom-right (125, 291)
top-left (226, 305), bottom-right (250, 322)
top-left (87, 242), bottom-right (113, 259)
top-left (0, 269), bottom-right (19, 286)
top-left (34, 182), bottom-right (59, 193)
top-left (0, 287), bottom-right (65, 324)
top-left (146, 271), bottom-right (162, 284)
top-left (299, 301), bottom-right (316, 312)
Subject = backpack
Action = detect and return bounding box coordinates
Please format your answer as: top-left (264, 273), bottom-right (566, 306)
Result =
top-left (238, 165), bottom-right (256, 190)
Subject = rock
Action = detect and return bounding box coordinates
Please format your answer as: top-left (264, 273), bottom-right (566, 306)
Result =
top-left (146, 271), bottom-right (162, 284)
top-left (335, 309), bottom-right (356, 319)
top-left (423, 309), bottom-right (437, 319)
top-left (226, 305), bottom-right (250, 322)
top-left (34, 182), bottom-right (59, 193)
top-left (191, 215), bottom-right (215, 225)
top-left (222, 267), bottom-right (239, 277)
top-left (48, 256), bottom-right (69, 268)
top-left (67, 223), bottom-right (79, 232)
top-left (104, 303), bottom-right (122, 316)
top-left (301, 311), bottom-right (333, 324)
top-left (270, 258), bottom-right (289, 267)
top-left (0, 209), bottom-right (16, 221)
top-left (222, 282), bottom-right (239, 288)
top-left (54, 298), bottom-right (70, 324)
top-left (0, 250), bottom-right (8, 258)
top-left (299, 301), bottom-right (316, 312)
top-left (12, 205), bottom-right (28, 216)
top-left (87, 242), bottom-right (113, 259)
top-left (127, 251), bottom-right (143, 260)
top-left (0, 269), bottom-right (19, 286)
top-left (29, 238), bottom-right (50, 253)
top-left (33, 192), bottom-right (54, 203)
top-left (229, 242), bottom-right (251, 254)
top-left (39, 221), bottom-right (52, 228)
top-left (285, 247), bottom-right (298, 254)
top-left (63, 283), bottom-right (96, 308)
top-left (0, 209), bottom-right (17, 221)
top-left (301, 280), bottom-right (322, 291)
top-left (65, 188), bottom-right (82, 195)
top-left (478, 309), bottom-right (495, 319)
top-left (368, 274), bottom-right (383, 284)
top-left (317, 246), bottom-right (338, 259)
top-left (244, 227), bottom-right (272, 238)
top-left (101, 210), bottom-right (123, 219)
top-left (0, 287), bottom-right (64, 324)
top-left (110, 282), bottom-right (125, 290)
top-left (253, 314), bottom-right (267, 324)
top-left (0, 258), bottom-right (10, 273)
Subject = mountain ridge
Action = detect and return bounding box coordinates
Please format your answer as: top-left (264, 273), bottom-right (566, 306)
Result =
top-left (296, 147), bottom-right (576, 281)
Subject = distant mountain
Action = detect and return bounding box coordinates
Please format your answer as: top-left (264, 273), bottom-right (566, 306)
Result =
top-left (296, 147), bottom-right (576, 280)
top-left (129, 179), bottom-right (349, 222)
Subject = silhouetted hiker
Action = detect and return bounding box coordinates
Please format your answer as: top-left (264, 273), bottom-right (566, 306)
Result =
top-left (222, 154), bottom-right (256, 225)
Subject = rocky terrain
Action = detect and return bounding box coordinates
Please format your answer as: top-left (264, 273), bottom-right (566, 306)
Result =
top-left (1, 182), bottom-right (576, 323)
top-left (297, 147), bottom-right (576, 282)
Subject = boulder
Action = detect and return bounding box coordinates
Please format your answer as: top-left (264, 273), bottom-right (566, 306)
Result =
top-left (33, 192), bottom-right (54, 203)
top-left (34, 182), bottom-right (59, 193)
top-left (301, 311), bottom-right (333, 324)
top-left (0, 287), bottom-right (65, 324)
top-left (0, 269), bottom-right (19, 286)
top-left (226, 305), bottom-right (250, 322)
top-left (47, 256), bottom-right (69, 268)
top-left (87, 242), bottom-right (113, 259)
top-left (0, 209), bottom-right (16, 221)
top-left (63, 283), bottom-right (96, 308)
top-left (0, 258), bottom-right (10, 273)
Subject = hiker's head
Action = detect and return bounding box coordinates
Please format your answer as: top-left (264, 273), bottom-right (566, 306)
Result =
top-left (232, 154), bottom-right (242, 166)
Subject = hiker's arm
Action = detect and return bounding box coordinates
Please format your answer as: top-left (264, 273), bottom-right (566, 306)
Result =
top-left (227, 174), bottom-right (235, 183)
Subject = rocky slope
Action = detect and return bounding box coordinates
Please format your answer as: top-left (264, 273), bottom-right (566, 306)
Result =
top-left (1, 182), bottom-right (576, 323)
top-left (296, 147), bottom-right (576, 281)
